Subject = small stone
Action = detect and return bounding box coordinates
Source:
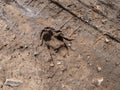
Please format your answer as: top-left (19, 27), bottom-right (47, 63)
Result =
top-left (89, 63), bottom-right (92, 66)
top-left (115, 62), bottom-right (120, 66)
top-left (87, 55), bottom-right (90, 59)
top-left (71, 45), bottom-right (77, 51)
top-left (0, 67), bottom-right (2, 71)
top-left (105, 59), bottom-right (110, 62)
top-left (33, 52), bottom-right (39, 56)
top-left (4, 79), bottom-right (23, 87)
top-left (6, 26), bottom-right (10, 30)
top-left (12, 35), bottom-right (16, 40)
top-left (87, 62), bottom-right (92, 66)
top-left (57, 61), bottom-right (62, 65)
top-left (0, 80), bottom-right (3, 88)
top-left (102, 19), bottom-right (107, 24)
top-left (105, 38), bottom-right (110, 43)
top-left (62, 84), bottom-right (65, 88)
top-left (50, 63), bottom-right (54, 67)
top-left (24, 45), bottom-right (28, 48)
top-left (61, 67), bottom-right (67, 72)
top-left (68, 44), bottom-right (71, 47)
top-left (92, 77), bottom-right (104, 87)
top-left (8, 56), bottom-right (12, 60)
top-left (97, 66), bottom-right (102, 72)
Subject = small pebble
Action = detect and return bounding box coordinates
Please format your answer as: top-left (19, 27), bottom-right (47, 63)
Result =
top-left (97, 66), bottom-right (102, 72)
top-left (12, 34), bottom-right (16, 40)
top-left (57, 61), bottom-right (62, 65)
top-left (6, 26), bottom-right (10, 30)
top-left (61, 66), bottom-right (67, 72)
top-left (105, 38), bottom-right (110, 43)
top-left (68, 44), bottom-right (71, 47)
top-left (62, 84), bottom-right (65, 88)
top-left (102, 19), bottom-right (107, 24)
top-left (88, 62), bottom-right (92, 66)
top-left (87, 55), bottom-right (90, 59)
top-left (4, 79), bottom-right (23, 87)
top-left (0, 80), bottom-right (3, 88)
top-left (50, 63), bottom-right (54, 67)
top-left (24, 45), bottom-right (28, 48)
top-left (105, 59), bottom-right (110, 62)
top-left (8, 56), bottom-right (12, 60)
top-left (115, 62), bottom-right (119, 66)
top-left (33, 52), bottom-right (39, 56)
top-left (92, 77), bottom-right (104, 87)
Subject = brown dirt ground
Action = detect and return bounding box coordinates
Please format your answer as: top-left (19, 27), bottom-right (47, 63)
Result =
top-left (0, 0), bottom-right (120, 90)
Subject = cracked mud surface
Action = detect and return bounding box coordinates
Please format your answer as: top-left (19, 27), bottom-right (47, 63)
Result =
top-left (0, 0), bottom-right (120, 90)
